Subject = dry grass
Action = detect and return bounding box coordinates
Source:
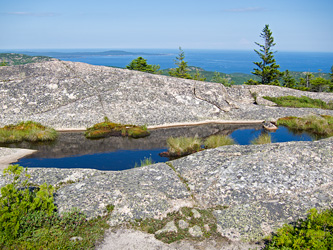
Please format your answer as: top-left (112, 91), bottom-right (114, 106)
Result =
top-left (167, 136), bottom-right (202, 156)
top-left (204, 135), bottom-right (235, 148)
top-left (277, 115), bottom-right (333, 137)
top-left (250, 134), bottom-right (272, 145)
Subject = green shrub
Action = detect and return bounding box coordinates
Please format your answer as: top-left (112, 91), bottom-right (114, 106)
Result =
top-left (277, 115), bottom-right (333, 137)
top-left (250, 134), bottom-right (272, 145)
top-left (264, 208), bottom-right (333, 249)
top-left (263, 95), bottom-right (333, 110)
top-left (0, 164), bottom-right (55, 244)
top-left (0, 165), bottom-right (112, 249)
top-left (0, 121), bottom-right (57, 143)
top-left (204, 135), bottom-right (235, 148)
top-left (167, 136), bottom-right (202, 156)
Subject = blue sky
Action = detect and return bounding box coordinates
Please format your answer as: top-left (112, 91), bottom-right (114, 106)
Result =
top-left (1, 0), bottom-right (332, 52)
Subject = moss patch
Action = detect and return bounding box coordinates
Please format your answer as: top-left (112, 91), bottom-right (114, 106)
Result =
top-left (0, 121), bottom-right (57, 143)
top-left (132, 206), bottom-right (229, 244)
top-left (85, 118), bottom-right (149, 139)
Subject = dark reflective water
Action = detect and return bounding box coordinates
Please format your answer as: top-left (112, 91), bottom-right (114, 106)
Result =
top-left (231, 126), bottom-right (313, 145)
top-left (5, 124), bottom-right (313, 171)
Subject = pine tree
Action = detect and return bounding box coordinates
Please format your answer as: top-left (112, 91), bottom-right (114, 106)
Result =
top-left (282, 70), bottom-right (297, 88)
top-left (126, 57), bottom-right (160, 74)
top-left (193, 69), bottom-right (206, 81)
top-left (169, 47), bottom-right (193, 79)
top-left (212, 71), bottom-right (233, 87)
top-left (247, 24), bottom-right (282, 85)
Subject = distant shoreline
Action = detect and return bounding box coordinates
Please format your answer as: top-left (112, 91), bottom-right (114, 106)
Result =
top-left (1, 49), bottom-right (332, 74)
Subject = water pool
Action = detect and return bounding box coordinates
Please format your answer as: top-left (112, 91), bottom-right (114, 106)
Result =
top-left (4, 123), bottom-right (313, 171)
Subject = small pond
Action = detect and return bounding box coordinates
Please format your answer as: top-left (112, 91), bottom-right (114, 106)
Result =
top-left (3, 123), bottom-right (314, 171)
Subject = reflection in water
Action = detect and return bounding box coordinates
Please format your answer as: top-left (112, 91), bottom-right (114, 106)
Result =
top-left (4, 124), bottom-right (313, 171)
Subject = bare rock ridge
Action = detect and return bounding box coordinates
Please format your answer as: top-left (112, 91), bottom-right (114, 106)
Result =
top-left (0, 61), bottom-right (333, 248)
top-left (1, 61), bottom-right (333, 128)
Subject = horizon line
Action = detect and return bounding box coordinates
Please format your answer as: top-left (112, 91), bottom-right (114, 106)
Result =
top-left (1, 48), bottom-right (333, 53)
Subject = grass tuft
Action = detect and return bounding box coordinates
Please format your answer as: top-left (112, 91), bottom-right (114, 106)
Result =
top-left (166, 136), bottom-right (202, 156)
top-left (134, 157), bottom-right (155, 168)
top-left (263, 95), bottom-right (333, 110)
top-left (204, 135), bottom-right (235, 148)
top-left (277, 115), bottom-right (333, 137)
top-left (250, 134), bottom-right (272, 145)
top-left (0, 121), bottom-right (57, 143)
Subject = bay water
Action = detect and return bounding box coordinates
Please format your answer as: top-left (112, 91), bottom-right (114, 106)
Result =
top-left (2, 48), bottom-right (333, 74)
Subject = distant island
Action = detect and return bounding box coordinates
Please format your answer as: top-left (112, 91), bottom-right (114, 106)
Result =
top-left (17, 50), bottom-right (164, 58)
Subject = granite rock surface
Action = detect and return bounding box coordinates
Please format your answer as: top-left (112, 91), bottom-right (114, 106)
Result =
top-left (1, 61), bottom-right (333, 248)
top-left (1, 137), bottom-right (332, 244)
top-left (1, 61), bottom-right (333, 129)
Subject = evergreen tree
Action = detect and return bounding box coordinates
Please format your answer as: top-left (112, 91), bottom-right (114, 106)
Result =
top-left (212, 71), bottom-right (233, 87)
top-left (310, 77), bottom-right (330, 92)
top-left (282, 70), bottom-right (297, 88)
top-left (193, 69), bottom-right (206, 81)
top-left (169, 47), bottom-right (193, 79)
top-left (126, 57), bottom-right (160, 74)
top-left (298, 72), bottom-right (313, 89)
top-left (247, 24), bottom-right (282, 85)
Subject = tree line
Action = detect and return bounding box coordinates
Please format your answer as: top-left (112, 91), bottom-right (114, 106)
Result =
top-left (126, 25), bottom-right (333, 92)
top-left (245, 24), bottom-right (333, 92)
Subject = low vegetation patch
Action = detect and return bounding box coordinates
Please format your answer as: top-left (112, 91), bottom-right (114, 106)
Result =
top-left (250, 134), bottom-right (272, 145)
top-left (277, 115), bottom-right (333, 137)
top-left (264, 208), bottom-right (333, 249)
top-left (204, 135), bottom-right (235, 149)
top-left (0, 165), bottom-right (112, 249)
top-left (134, 156), bottom-right (155, 168)
top-left (0, 121), bottom-right (57, 143)
top-left (263, 95), bottom-right (333, 110)
top-left (166, 136), bottom-right (203, 157)
top-left (162, 135), bottom-right (236, 158)
top-left (85, 117), bottom-right (149, 139)
top-left (132, 206), bottom-right (228, 244)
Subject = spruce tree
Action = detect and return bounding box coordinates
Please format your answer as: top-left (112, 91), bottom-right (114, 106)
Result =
top-left (126, 57), bottom-right (160, 74)
top-left (169, 47), bottom-right (193, 79)
top-left (282, 70), bottom-right (297, 88)
top-left (247, 24), bottom-right (282, 85)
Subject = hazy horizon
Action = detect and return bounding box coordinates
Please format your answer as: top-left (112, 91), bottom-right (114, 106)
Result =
top-left (1, 48), bottom-right (333, 54)
top-left (1, 0), bottom-right (332, 52)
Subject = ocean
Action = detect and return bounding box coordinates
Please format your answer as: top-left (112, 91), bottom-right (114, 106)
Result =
top-left (2, 48), bottom-right (333, 74)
